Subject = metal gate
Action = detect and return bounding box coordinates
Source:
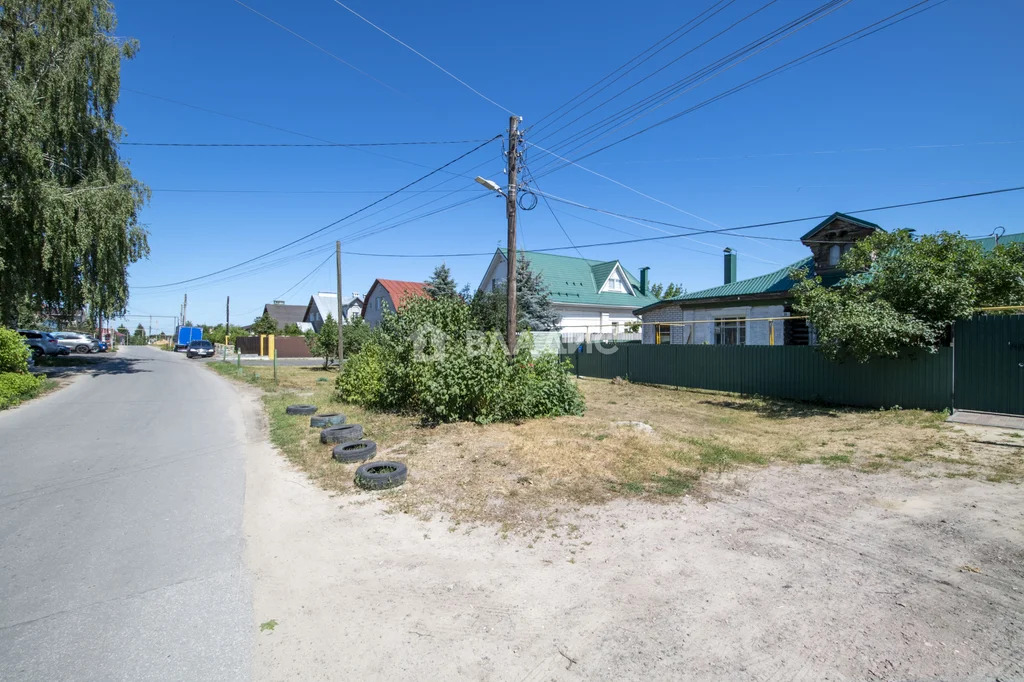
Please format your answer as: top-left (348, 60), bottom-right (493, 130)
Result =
top-left (954, 315), bottom-right (1024, 415)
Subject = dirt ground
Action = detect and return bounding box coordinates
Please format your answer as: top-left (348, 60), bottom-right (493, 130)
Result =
top-left (232, 382), bottom-right (1024, 680)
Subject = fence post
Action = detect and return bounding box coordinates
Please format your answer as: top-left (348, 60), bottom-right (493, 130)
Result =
top-left (236, 350), bottom-right (241, 375)
top-left (268, 334), bottom-right (275, 361)
top-left (273, 348), bottom-right (278, 384)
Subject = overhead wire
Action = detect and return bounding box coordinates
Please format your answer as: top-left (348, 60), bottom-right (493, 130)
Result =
top-left (276, 252), bottom-right (335, 300)
top-left (530, 0), bottom-right (857, 174)
top-left (527, 0), bottom-right (739, 136)
top-left (121, 139), bottom-right (493, 148)
top-left (134, 136), bottom-right (500, 289)
top-left (537, 0), bottom-right (946, 173)
top-left (329, 0), bottom-right (516, 115)
top-left (231, 0), bottom-right (400, 94)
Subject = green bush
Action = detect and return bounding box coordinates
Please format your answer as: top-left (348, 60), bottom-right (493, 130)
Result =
top-left (336, 297), bottom-right (584, 423)
top-left (0, 372), bottom-right (42, 409)
top-left (0, 326), bottom-right (30, 373)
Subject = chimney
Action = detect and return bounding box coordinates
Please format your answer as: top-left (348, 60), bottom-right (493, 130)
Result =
top-left (723, 248), bottom-right (737, 285)
top-left (639, 266), bottom-right (649, 296)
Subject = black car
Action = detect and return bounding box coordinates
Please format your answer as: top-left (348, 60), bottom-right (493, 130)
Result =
top-left (186, 339), bottom-right (214, 359)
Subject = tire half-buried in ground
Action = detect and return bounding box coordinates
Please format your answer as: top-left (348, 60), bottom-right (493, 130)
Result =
top-left (332, 439), bottom-right (377, 463)
top-left (310, 413), bottom-right (346, 428)
top-left (354, 460), bottom-right (407, 490)
top-left (286, 404), bottom-right (317, 415)
top-left (320, 423), bottom-right (364, 444)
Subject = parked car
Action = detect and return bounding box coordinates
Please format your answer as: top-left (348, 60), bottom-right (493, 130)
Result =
top-left (89, 336), bottom-right (108, 352)
top-left (17, 329), bottom-right (61, 357)
top-left (186, 339), bottom-right (215, 359)
top-left (51, 331), bottom-right (99, 354)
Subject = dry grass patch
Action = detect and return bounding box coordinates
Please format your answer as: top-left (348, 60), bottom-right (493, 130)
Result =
top-left (208, 363), bottom-right (1023, 529)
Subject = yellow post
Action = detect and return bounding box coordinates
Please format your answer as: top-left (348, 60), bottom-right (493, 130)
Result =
top-left (268, 334), bottom-right (275, 360)
top-left (259, 334), bottom-right (266, 357)
top-left (769, 321), bottom-right (775, 346)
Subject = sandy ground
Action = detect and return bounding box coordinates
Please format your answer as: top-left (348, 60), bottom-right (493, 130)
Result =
top-left (235, 386), bottom-right (1024, 681)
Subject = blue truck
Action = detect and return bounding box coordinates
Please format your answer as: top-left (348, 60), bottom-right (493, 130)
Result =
top-left (174, 325), bottom-right (203, 351)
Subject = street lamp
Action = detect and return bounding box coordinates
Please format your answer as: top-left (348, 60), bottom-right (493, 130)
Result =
top-left (474, 176), bottom-right (504, 195)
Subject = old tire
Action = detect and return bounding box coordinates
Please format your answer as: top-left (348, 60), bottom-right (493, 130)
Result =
top-left (320, 423), bottom-right (363, 444)
top-left (75, 344), bottom-right (90, 353)
top-left (310, 413), bottom-right (346, 428)
top-left (286, 404), bottom-right (317, 416)
top-left (354, 460), bottom-right (407, 490)
top-left (332, 439), bottom-right (377, 463)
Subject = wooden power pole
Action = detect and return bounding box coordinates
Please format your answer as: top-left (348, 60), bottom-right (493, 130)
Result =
top-left (226, 296), bottom-right (230, 331)
top-left (342, 240), bottom-right (350, 366)
top-left (505, 115), bottom-right (521, 356)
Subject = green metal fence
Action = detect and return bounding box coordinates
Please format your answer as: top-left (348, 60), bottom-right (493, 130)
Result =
top-left (953, 315), bottom-right (1024, 415)
top-left (561, 344), bottom-right (953, 411)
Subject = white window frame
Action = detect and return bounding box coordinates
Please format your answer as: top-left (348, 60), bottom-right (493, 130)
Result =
top-left (714, 317), bottom-right (746, 346)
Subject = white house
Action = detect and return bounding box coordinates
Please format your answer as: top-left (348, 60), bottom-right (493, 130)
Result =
top-left (362, 279), bottom-right (429, 328)
top-left (477, 249), bottom-right (661, 339)
top-left (302, 292), bottom-right (364, 332)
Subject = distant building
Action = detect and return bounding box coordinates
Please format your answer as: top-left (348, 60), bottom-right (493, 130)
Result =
top-left (477, 248), bottom-right (659, 340)
top-left (302, 292), bottom-right (363, 332)
top-left (261, 301), bottom-right (312, 332)
top-left (363, 280), bottom-right (429, 327)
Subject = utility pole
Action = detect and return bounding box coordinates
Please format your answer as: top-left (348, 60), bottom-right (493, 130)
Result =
top-left (336, 241), bottom-right (344, 365)
top-left (505, 115), bottom-right (521, 356)
top-left (148, 315), bottom-right (152, 340)
top-left (182, 293), bottom-right (188, 327)
top-left (226, 296), bottom-right (230, 331)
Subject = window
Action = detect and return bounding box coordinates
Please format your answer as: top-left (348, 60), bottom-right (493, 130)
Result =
top-left (714, 317), bottom-right (746, 345)
top-left (654, 324), bottom-right (671, 345)
top-left (605, 272), bottom-right (626, 293)
top-left (828, 244), bottom-right (841, 266)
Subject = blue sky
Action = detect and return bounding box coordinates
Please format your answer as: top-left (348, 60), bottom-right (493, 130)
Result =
top-left (115, 0), bottom-right (1023, 332)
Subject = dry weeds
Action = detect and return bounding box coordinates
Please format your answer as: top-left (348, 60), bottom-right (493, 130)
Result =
top-left (209, 363), bottom-right (1023, 529)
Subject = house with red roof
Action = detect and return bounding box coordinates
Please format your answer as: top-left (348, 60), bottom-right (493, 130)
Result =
top-left (363, 279), bottom-right (430, 327)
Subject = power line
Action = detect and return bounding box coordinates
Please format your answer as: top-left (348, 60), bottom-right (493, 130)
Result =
top-left (524, 169), bottom-right (584, 258)
top-left (121, 88), bottom-right (489, 179)
top-left (150, 188), bottom-right (480, 195)
top-left (276, 253), bottom-right (335, 300)
top-left (333, 184), bottom-right (1024, 257)
top-left (329, 0), bottom-right (516, 116)
top-left (540, 0), bottom-right (946, 173)
top-left (134, 136), bottom-right (500, 289)
top-left (122, 139), bottom-right (492, 148)
top-left (231, 0), bottom-right (399, 94)
top-left (531, 0), bottom-right (855, 173)
top-left (527, 0), bottom-right (738, 135)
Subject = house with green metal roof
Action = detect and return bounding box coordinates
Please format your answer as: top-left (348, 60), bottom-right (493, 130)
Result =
top-left (634, 213), bottom-right (1022, 346)
top-left (478, 248), bottom-right (660, 337)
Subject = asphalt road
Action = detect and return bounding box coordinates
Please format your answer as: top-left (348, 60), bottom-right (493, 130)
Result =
top-left (0, 347), bottom-right (251, 680)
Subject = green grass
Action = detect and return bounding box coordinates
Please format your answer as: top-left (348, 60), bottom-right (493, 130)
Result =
top-left (689, 438), bottom-right (766, 469)
top-left (820, 454), bottom-right (852, 465)
top-left (0, 374), bottom-right (57, 410)
top-left (651, 469), bottom-right (699, 496)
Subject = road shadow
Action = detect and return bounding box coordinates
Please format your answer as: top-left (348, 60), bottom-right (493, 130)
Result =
top-left (698, 398), bottom-right (842, 420)
top-left (32, 355), bottom-right (152, 379)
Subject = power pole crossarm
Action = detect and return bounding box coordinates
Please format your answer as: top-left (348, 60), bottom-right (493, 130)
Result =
top-left (506, 115), bottom-right (520, 357)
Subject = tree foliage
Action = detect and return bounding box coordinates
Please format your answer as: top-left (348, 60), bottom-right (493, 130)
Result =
top-left (308, 312), bottom-right (338, 368)
top-left (335, 296), bottom-right (583, 424)
top-left (202, 323), bottom-right (246, 345)
top-left (424, 262), bottom-right (458, 299)
top-left (469, 255), bottom-right (559, 333)
top-left (341, 315), bottom-right (371, 356)
top-left (0, 1), bottom-right (150, 326)
top-left (249, 311), bottom-right (278, 335)
top-left (650, 282), bottom-right (684, 299)
top-left (0, 326), bottom-right (30, 372)
top-left (131, 323), bottom-right (145, 345)
top-left (282, 322), bottom-right (302, 336)
top-left (792, 230), bottom-right (1024, 362)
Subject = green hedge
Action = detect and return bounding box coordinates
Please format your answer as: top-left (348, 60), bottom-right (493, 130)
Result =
top-left (0, 326), bottom-right (30, 373)
top-left (0, 372), bottom-right (43, 409)
top-left (336, 296), bottom-right (584, 424)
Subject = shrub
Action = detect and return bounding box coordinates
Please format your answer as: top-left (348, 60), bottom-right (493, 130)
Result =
top-left (0, 372), bottom-right (42, 409)
top-left (0, 326), bottom-right (30, 373)
top-left (336, 297), bottom-right (584, 423)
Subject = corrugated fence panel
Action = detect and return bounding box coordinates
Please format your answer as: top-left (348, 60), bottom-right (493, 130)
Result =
top-left (568, 344), bottom-right (952, 411)
top-left (954, 315), bottom-right (1024, 415)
